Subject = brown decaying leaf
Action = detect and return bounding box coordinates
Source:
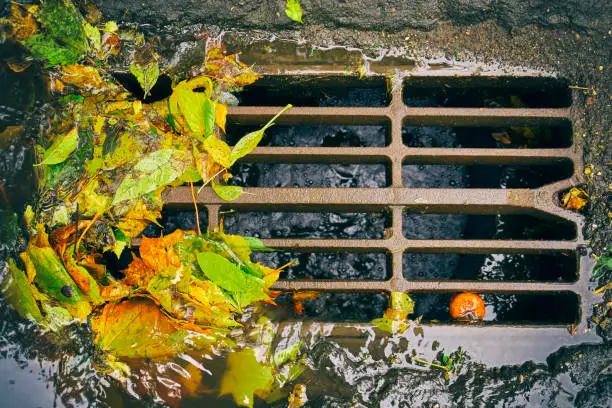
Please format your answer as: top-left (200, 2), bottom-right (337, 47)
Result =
top-left (60, 64), bottom-right (105, 90)
top-left (292, 291), bottom-right (319, 315)
top-left (8, 3), bottom-right (38, 41)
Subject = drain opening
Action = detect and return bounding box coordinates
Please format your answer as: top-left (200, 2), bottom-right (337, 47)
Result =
top-left (275, 292), bottom-right (389, 322)
top-left (412, 292), bottom-right (580, 324)
top-left (402, 252), bottom-right (578, 282)
top-left (402, 162), bottom-right (573, 189)
top-left (403, 77), bottom-right (571, 108)
top-left (402, 123), bottom-right (572, 149)
top-left (143, 209), bottom-right (209, 237)
top-left (402, 213), bottom-right (576, 240)
top-left (251, 252), bottom-right (390, 280)
top-left (226, 123), bottom-right (391, 147)
top-left (223, 211), bottom-right (390, 239)
top-left (230, 163), bottom-right (389, 188)
top-left (112, 72), bottom-right (173, 102)
top-left (238, 76), bottom-right (390, 107)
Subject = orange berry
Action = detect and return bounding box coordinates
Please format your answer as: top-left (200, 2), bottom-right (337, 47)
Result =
top-left (449, 292), bottom-right (485, 320)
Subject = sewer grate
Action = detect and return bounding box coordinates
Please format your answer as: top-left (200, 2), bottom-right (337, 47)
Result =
top-left (160, 73), bottom-right (590, 333)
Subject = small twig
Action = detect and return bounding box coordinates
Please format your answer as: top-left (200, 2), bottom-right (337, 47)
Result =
top-left (198, 167), bottom-right (226, 194)
top-left (189, 180), bottom-right (201, 235)
top-left (413, 357), bottom-right (449, 371)
top-left (75, 212), bottom-right (101, 257)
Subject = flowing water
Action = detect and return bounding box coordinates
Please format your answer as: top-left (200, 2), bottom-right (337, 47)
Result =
top-left (0, 46), bottom-right (609, 407)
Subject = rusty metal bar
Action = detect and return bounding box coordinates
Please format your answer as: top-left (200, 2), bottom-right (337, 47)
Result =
top-left (272, 279), bottom-right (580, 293)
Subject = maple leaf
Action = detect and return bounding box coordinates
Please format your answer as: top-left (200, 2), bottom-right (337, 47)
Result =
top-left (219, 348), bottom-right (274, 408)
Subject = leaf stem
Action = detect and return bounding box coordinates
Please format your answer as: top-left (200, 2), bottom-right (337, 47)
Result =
top-left (413, 357), bottom-right (449, 371)
top-left (75, 211), bottom-right (102, 258)
top-left (189, 180), bottom-right (201, 235)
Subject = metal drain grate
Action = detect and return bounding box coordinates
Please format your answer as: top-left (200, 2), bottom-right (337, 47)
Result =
top-left (161, 73), bottom-right (589, 332)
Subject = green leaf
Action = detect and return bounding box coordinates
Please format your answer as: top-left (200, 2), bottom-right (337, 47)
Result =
top-left (23, 246), bottom-right (91, 320)
top-left (196, 252), bottom-right (263, 293)
top-left (83, 22), bottom-right (101, 51)
top-left (112, 229), bottom-right (129, 258)
top-left (219, 348), bottom-right (274, 408)
top-left (168, 77), bottom-right (214, 137)
top-left (371, 317), bottom-right (409, 335)
top-left (285, 0), bottom-right (304, 23)
top-left (203, 98), bottom-right (217, 137)
top-left (230, 104), bottom-right (292, 165)
top-left (390, 292), bottom-right (415, 314)
top-left (196, 252), bottom-right (266, 308)
top-left (130, 60), bottom-right (159, 98)
top-left (112, 149), bottom-right (182, 205)
top-left (273, 342), bottom-right (301, 367)
top-left (23, 34), bottom-right (81, 66)
top-left (37, 127), bottom-right (79, 166)
top-left (211, 180), bottom-right (243, 201)
top-left (203, 136), bottom-right (232, 168)
top-left (1, 259), bottom-right (44, 322)
top-left (38, 0), bottom-right (89, 54)
top-left (244, 236), bottom-right (275, 252)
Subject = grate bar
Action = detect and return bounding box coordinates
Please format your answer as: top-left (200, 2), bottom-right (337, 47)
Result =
top-left (229, 106), bottom-right (570, 126)
top-left (260, 239), bottom-right (578, 253)
top-left (271, 279), bottom-right (579, 293)
top-left (241, 146), bottom-right (574, 165)
top-left (166, 187), bottom-right (566, 216)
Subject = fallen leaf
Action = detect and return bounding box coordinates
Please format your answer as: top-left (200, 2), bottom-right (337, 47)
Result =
top-left (492, 131), bottom-right (512, 145)
top-left (112, 149), bottom-right (184, 205)
top-left (230, 105), bottom-right (292, 165)
top-left (8, 3), bottom-right (38, 41)
top-left (38, 0), bottom-right (89, 55)
top-left (285, 0), bottom-right (304, 23)
top-left (288, 384), bottom-right (308, 408)
top-left (169, 76), bottom-right (213, 137)
top-left (215, 102), bottom-right (228, 133)
top-left (212, 180), bottom-right (243, 201)
top-left (203, 136), bottom-right (232, 168)
top-left (219, 348), bottom-right (274, 408)
top-left (37, 127), bottom-right (79, 166)
top-left (91, 298), bottom-right (213, 359)
top-left (21, 242), bottom-right (92, 321)
top-left (130, 60), bottom-right (159, 98)
top-left (0, 259), bottom-right (44, 322)
top-left (60, 64), bottom-right (104, 89)
top-left (196, 251), bottom-right (267, 309)
top-left (7, 60), bottom-right (32, 73)
top-left (383, 291), bottom-right (414, 320)
top-left (561, 187), bottom-right (589, 211)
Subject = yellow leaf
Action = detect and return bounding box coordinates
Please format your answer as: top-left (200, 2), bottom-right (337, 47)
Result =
top-left (115, 199), bottom-right (161, 239)
top-left (219, 348), bottom-right (274, 408)
top-left (215, 103), bottom-right (228, 133)
top-left (60, 65), bottom-right (105, 90)
top-left (561, 187), bottom-right (589, 211)
top-left (203, 136), bottom-right (232, 168)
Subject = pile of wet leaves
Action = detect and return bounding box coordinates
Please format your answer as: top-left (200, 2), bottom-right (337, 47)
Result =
top-left (0, 1), bottom-right (303, 406)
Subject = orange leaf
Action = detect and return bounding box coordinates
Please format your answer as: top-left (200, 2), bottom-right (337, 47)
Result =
top-left (122, 256), bottom-right (155, 287)
top-left (60, 65), bottom-right (105, 90)
top-left (561, 187), bottom-right (589, 211)
top-left (139, 229), bottom-right (184, 273)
